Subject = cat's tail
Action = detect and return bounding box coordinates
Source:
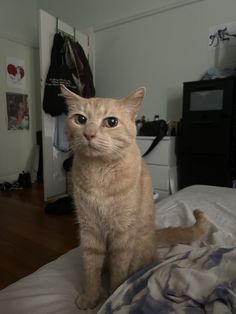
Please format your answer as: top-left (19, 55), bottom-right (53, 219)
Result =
top-left (155, 209), bottom-right (209, 248)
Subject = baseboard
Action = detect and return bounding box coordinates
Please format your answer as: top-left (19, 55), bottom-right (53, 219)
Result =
top-left (0, 174), bottom-right (19, 183)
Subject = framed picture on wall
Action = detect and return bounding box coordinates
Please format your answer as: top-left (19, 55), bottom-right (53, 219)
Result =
top-left (6, 57), bottom-right (26, 90)
top-left (6, 93), bottom-right (29, 130)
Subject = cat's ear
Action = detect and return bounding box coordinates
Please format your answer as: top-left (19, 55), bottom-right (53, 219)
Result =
top-left (60, 85), bottom-right (84, 110)
top-left (123, 87), bottom-right (146, 120)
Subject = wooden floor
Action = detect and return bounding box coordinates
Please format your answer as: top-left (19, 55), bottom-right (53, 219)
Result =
top-left (0, 183), bottom-right (78, 289)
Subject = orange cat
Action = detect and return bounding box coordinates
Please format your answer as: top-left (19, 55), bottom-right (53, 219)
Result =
top-left (61, 85), bottom-right (209, 309)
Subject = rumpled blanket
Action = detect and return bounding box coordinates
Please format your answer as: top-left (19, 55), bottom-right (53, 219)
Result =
top-left (99, 246), bottom-right (236, 313)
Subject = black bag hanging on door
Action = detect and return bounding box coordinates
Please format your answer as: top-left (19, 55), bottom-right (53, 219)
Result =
top-left (139, 119), bottom-right (168, 157)
top-left (43, 33), bottom-right (78, 116)
top-left (64, 37), bottom-right (95, 98)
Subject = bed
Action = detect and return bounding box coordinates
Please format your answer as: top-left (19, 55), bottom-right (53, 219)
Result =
top-left (0, 185), bottom-right (236, 314)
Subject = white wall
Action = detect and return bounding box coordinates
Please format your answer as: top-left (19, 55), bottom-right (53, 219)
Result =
top-left (94, 0), bottom-right (236, 120)
top-left (0, 0), bottom-right (40, 182)
top-left (37, 0), bottom-right (187, 31)
top-left (38, 0), bottom-right (236, 121)
top-left (0, 0), bottom-right (38, 47)
top-left (0, 38), bottom-right (38, 181)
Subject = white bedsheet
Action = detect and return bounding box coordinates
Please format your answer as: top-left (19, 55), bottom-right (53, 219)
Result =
top-left (156, 185), bottom-right (236, 250)
top-left (0, 185), bottom-right (235, 314)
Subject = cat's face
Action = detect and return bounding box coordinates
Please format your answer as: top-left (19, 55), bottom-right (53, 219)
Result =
top-left (61, 86), bottom-right (145, 159)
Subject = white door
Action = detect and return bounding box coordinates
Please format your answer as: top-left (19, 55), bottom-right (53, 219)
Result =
top-left (39, 10), bottom-right (90, 201)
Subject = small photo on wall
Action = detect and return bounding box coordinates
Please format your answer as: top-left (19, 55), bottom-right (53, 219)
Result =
top-left (6, 57), bottom-right (26, 90)
top-left (6, 93), bottom-right (29, 130)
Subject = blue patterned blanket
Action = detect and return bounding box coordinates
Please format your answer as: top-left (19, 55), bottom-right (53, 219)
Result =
top-left (98, 246), bottom-right (236, 313)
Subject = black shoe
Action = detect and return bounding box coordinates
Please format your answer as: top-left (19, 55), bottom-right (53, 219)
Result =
top-left (22, 172), bottom-right (32, 188)
top-left (10, 181), bottom-right (23, 190)
top-left (45, 196), bottom-right (75, 215)
top-left (0, 182), bottom-right (12, 191)
top-left (17, 171), bottom-right (32, 188)
top-left (17, 173), bottom-right (24, 187)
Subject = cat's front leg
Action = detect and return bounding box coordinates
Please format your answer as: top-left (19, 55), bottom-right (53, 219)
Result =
top-left (109, 232), bottom-right (134, 293)
top-left (77, 229), bottom-right (106, 309)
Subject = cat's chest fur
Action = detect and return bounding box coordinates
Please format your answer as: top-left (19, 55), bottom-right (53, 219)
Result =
top-left (72, 147), bottom-right (142, 230)
top-left (73, 144), bottom-right (141, 191)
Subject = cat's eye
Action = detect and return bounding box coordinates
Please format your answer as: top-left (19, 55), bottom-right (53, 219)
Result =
top-left (74, 114), bottom-right (87, 125)
top-left (103, 117), bottom-right (118, 128)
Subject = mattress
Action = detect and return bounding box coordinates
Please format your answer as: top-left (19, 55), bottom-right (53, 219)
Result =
top-left (0, 185), bottom-right (235, 314)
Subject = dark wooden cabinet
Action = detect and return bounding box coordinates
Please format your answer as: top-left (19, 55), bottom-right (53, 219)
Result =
top-left (177, 78), bottom-right (236, 189)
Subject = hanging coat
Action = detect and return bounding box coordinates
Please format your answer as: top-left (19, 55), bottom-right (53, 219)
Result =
top-left (64, 37), bottom-right (95, 98)
top-left (42, 33), bottom-right (78, 116)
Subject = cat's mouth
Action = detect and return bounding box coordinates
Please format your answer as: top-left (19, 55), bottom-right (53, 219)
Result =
top-left (82, 139), bottom-right (107, 157)
top-left (88, 143), bottom-right (97, 149)
top-left (87, 141), bottom-right (100, 152)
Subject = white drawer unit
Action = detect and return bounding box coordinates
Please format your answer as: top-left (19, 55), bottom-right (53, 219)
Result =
top-left (136, 136), bottom-right (177, 200)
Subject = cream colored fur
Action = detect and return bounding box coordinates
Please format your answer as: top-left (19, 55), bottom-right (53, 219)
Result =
top-left (61, 85), bottom-right (209, 309)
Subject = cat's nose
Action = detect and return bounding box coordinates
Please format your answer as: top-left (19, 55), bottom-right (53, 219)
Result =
top-left (83, 124), bottom-right (97, 141)
top-left (84, 132), bottom-right (95, 141)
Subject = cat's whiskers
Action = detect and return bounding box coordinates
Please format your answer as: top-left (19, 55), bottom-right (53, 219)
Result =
top-left (109, 144), bottom-right (126, 159)
top-left (95, 137), bottom-right (124, 155)
top-left (70, 138), bottom-right (84, 151)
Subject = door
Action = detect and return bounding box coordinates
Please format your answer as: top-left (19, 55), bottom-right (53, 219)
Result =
top-left (39, 10), bottom-right (90, 201)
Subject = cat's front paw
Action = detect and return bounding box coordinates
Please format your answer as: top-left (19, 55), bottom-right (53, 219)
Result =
top-left (76, 294), bottom-right (99, 310)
